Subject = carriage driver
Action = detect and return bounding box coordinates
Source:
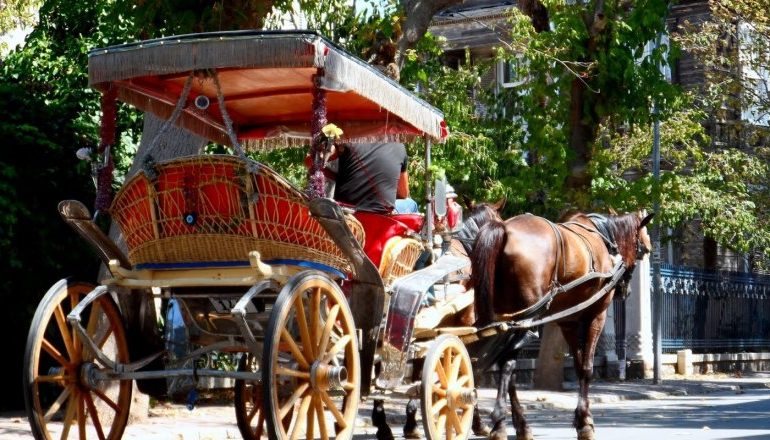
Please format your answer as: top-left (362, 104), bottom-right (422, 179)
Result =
top-left (306, 138), bottom-right (418, 214)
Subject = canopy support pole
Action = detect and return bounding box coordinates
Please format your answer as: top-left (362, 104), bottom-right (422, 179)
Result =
top-left (308, 68), bottom-right (328, 199)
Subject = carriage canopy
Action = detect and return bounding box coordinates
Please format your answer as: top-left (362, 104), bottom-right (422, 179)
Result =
top-left (88, 30), bottom-right (448, 149)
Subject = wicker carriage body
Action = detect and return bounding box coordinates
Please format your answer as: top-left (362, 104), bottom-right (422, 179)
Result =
top-left (111, 154), bottom-right (364, 275)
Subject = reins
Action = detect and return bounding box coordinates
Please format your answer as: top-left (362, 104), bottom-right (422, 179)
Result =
top-left (501, 215), bottom-right (622, 323)
top-left (487, 257), bottom-right (626, 330)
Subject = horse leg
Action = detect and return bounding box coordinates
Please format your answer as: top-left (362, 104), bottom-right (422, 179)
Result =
top-left (507, 360), bottom-right (533, 440)
top-left (472, 404), bottom-right (491, 436)
top-left (561, 314), bottom-right (606, 440)
top-left (489, 358), bottom-right (530, 440)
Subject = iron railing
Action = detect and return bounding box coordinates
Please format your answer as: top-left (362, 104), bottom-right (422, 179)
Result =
top-left (660, 264), bottom-right (770, 353)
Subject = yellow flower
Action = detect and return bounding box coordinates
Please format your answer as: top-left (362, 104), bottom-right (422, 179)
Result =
top-left (322, 123), bottom-right (344, 140)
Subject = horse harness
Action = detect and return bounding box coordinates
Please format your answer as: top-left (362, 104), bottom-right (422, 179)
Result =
top-left (501, 214), bottom-right (625, 325)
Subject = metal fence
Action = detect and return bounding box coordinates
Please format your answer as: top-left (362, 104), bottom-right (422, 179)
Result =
top-left (660, 264), bottom-right (770, 353)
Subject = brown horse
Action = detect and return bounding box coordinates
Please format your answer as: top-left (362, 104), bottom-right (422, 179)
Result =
top-left (470, 209), bottom-right (653, 440)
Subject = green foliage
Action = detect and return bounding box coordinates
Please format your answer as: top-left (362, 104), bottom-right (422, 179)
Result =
top-left (592, 103), bottom-right (770, 260)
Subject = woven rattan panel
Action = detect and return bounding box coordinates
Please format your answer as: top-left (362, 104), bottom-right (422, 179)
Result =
top-left (111, 155), bottom-right (364, 273)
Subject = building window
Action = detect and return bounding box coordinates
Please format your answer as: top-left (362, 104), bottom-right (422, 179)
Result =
top-left (739, 21), bottom-right (770, 126)
top-left (497, 59), bottom-right (526, 88)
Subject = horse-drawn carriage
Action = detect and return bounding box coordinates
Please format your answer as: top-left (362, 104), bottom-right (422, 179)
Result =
top-left (23, 30), bottom-right (655, 440)
top-left (22, 30), bottom-right (484, 440)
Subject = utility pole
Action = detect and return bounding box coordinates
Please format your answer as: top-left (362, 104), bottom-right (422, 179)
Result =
top-left (652, 105), bottom-right (662, 384)
top-left (651, 20), bottom-right (668, 383)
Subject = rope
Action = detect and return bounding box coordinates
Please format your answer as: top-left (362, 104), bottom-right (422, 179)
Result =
top-left (211, 70), bottom-right (249, 162)
top-left (146, 73), bottom-right (195, 153)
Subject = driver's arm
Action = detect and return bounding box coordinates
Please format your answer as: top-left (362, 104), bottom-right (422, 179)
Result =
top-left (397, 171), bottom-right (409, 199)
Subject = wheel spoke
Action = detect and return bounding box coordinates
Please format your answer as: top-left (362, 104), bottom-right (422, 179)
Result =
top-left (448, 407), bottom-right (463, 435)
top-left (86, 300), bottom-right (102, 338)
top-left (54, 305), bottom-right (76, 360)
top-left (314, 393), bottom-right (329, 440)
top-left (83, 392), bottom-right (106, 440)
top-left (41, 338), bottom-right (70, 369)
top-left (434, 360), bottom-right (448, 388)
top-left (280, 329), bottom-right (310, 369)
top-left (447, 415), bottom-right (455, 440)
top-left (77, 393), bottom-right (86, 440)
top-left (43, 387), bottom-right (72, 423)
top-left (321, 334), bottom-right (351, 364)
top-left (35, 373), bottom-right (66, 385)
top-left (461, 404), bottom-right (474, 428)
top-left (432, 398), bottom-right (447, 416)
top-left (319, 390), bottom-right (346, 428)
top-left (247, 401), bottom-right (259, 423)
top-left (289, 395), bottom-right (311, 440)
top-left (254, 411), bottom-right (265, 438)
top-left (436, 413), bottom-right (446, 437)
top-left (317, 304), bottom-right (340, 356)
top-left (310, 287), bottom-right (321, 355)
top-left (293, 295), bottom-right (314, 362)
top-left (91, 388), bottom-right (120, 413)
top-left (450, 353), bottom-right (462, 383)
top-left (60, 397), bottom-right (76, 440)
top-left (431, 385), bottom-right (447, 397)
top-left (276, 366), bottom-right (310, 380)
top-left (306, 395), bottom-right (316, 440)
top-left (279, 382), bottom-right (309, 420)
top-left (456, 375), bottom-right (471, 387)
top-left (443, 348), bottom-right (452, 385)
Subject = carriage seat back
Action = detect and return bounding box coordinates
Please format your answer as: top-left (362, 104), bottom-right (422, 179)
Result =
top-left (353, 212), bottom-right (423, 268)
top-left (110, 155), bottom-right (364, 276)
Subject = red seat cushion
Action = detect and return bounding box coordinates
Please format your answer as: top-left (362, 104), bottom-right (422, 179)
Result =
top-left (354, 212), bottom-right (423, 267)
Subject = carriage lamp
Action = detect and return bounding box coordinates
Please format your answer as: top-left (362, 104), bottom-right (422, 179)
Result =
top-left (194, 95), bottom-right (210, 110)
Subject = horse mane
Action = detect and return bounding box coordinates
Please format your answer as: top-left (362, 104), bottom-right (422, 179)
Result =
top-left (467, 203), bottom-right (502, 228)
top-left (561, 210), bottom-right (641, 268)
top-left (604, 213), bottom-right (641, 267)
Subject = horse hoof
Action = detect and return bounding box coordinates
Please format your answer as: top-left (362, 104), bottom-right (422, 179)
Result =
top-left (516, 428), bottom-right (534, 440)
top-left (403, 430), bottom-right (421, 439)
top-left (577, 425), bottom-right (595, 440)
top-left (488, 429), bottom-right (509, 440)
top-left (473, 424), bottom-right (491, 436)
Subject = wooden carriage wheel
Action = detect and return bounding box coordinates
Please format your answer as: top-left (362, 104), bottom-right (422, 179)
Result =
top-left (23, 280), bottom-right (132, 440)
top-left (235, 354), bottom-right (295, 439)
top-left (262, 271), bottom-right (360, 440)
top-left (421, 334), bottom-right (475, 440)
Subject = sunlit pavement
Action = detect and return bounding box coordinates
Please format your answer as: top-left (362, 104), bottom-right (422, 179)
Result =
top-left (3, 373), bottom-right (769, 439)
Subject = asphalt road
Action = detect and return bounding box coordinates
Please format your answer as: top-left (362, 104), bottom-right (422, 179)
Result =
top-left (3, 382), bottom-right (769, 439)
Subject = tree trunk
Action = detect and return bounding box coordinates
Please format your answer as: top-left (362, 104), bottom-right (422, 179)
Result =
top-left (533, 322), bottom-right (567, 390)
top-left (565, 76), bottom-right (594, 208)
top-left (395, 0), bottom-right (464, 69)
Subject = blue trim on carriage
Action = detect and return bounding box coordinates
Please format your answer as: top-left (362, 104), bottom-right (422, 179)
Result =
top-left (134, 259), bottom-right (347, 279)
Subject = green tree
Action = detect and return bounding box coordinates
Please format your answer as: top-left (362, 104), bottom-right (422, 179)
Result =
top-left (591, 103), bottom-right (770, 266)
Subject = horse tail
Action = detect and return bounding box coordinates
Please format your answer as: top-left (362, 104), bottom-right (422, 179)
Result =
top-left (471, 219), bottom-right (507, 326)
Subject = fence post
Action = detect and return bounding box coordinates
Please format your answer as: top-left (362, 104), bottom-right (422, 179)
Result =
top-left (625, 255), bottom-right (654, 378)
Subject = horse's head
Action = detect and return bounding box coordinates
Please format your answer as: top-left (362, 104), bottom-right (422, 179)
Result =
top-left (467, 198), bottom-right (505, 228)
top-left (454, 198), bottom-right (505, 255)
top-left (635, 210), bottom-right (654, 260)
top-left (604, 210), bottom-right (654, 298)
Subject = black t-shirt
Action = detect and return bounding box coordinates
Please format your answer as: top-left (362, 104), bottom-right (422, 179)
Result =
top-left (334, 142), bottom-right (408, 213)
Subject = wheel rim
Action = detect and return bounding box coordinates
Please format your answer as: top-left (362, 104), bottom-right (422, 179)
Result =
top-left (235, 355), bottom-right (268, 439)
top-left (421, 335), bottom-right (475, 440)
top-left (235, 354), bottom-right (294, 438)
top-left (263, 273), bottom-right (360, 440)
top-left (24, 281), bottom-right (132, 440)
